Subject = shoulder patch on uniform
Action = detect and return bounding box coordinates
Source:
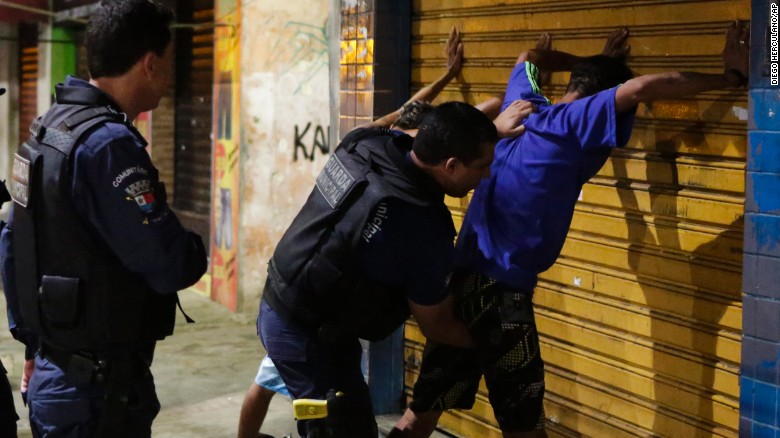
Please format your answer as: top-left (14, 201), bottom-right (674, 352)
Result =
top-left (123, 179), bottom-right (156, 214)
top-left (11, 153), bottom-right (31, 207)
top-left (112, 166), bottom-right (149, 188)
top-left (316, 154), bottom-right (356, 209)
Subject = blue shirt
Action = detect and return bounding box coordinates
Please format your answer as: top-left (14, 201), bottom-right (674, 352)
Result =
top-left (1, 76), bottom-right (207, 348)
top-left (455, 62), bottom-right (636, 290)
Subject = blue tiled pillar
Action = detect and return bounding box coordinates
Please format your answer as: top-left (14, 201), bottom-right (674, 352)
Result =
top-left (741, 2), bottom-right (780, 436)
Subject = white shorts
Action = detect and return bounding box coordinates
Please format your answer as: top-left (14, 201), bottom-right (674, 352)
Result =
top-left (254, 355), bottom-right (290, 397)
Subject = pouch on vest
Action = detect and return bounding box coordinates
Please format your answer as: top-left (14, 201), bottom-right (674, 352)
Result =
top-left (39, 276), bottom-right (81, 329)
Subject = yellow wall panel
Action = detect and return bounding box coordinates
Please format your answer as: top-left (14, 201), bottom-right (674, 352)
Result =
top-left (546, 367), bottom-right (735, 437)
top-left (581, 181), bottom-right (744, 225)
top-left (413, 3), bottom-right (747, 36)
top-left (626, 122), bottom-right (747, 158)
top-left (599, 154), bottom-right (745, 192)
top-left (569, 208), bottom-right (744, 263)
top-left (545, 393), bottom-right (653, 438)
top-left (414, 29), bottom-right (739, 62)
top-left (405, 339), bottom-right (739, 432)
top-left (540, 261), bottom-right (742, 331)
top-left (540, 340), bottom-right (739, 423)
top-left (536, 311), bottom-right (740, 401)
top-left (559, 234), bottom-right (741, 297)
top-left (534, 285), bottom-right (741, 363)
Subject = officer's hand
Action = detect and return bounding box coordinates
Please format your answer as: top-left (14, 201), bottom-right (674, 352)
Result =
top-left (494, 100), bottom-right (537, 138)
top-left (20, 358), bottom-right (33, 394)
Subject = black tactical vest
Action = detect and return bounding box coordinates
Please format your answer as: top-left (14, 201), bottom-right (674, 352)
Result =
top-left (264, 128), bottom-right (454, 342)
top-left (10, 84), bottom-right (176, 353)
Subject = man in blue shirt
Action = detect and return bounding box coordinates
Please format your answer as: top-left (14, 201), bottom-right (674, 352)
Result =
top-left (0, 1), bottom-right (207, 436)
top-left (392, 22), bottom-right (749, 438)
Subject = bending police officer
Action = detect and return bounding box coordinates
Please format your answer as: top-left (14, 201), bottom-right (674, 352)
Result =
top-left (239, 24), bottom-right (523, 436)
top-left (0, 1), bottom-right (207, 436)
top-left (259, 100), bottom-right (534, 438)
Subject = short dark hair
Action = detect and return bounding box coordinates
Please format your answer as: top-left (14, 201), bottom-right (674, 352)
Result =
top-left (412, 101), bottom-right (498, 165)
top-left (86, 0), bottom-right (175, 78)
top-left (393, 100), bottom-right (434, 130)
top-left (566, 55), bottom-right (633, 97)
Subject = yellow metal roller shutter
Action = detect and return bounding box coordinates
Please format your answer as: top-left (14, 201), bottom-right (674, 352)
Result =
top-left (405, 1), bottom-right (749, 437)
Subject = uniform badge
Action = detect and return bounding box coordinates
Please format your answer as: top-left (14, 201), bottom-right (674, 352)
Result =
top-left (11, 153), bottom-right (31, 207)
top-left (134, 192), bottom-right (157, 214)
top-left (316, 154), bottom-right (356, 209)
top-left (123, 179), bottom-right (157, 215)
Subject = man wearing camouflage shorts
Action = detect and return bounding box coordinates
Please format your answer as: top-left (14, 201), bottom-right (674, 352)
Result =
top-left (410, 269), bottom-right (546, 431)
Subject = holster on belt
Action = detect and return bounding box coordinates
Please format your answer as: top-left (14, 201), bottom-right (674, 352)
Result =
top-left (95, 359), bottom-right (135, 437)
top-left (41, 343), bottom-right (145, 437)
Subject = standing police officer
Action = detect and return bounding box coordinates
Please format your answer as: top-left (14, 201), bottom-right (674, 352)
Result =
top-left (0, 1), bottom-right (207, 436)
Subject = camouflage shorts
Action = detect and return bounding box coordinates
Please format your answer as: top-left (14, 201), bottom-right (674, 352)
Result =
top-left (409, 269), bottom-right (545, 432)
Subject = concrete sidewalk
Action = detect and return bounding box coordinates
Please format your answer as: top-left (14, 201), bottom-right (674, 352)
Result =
top-left (148, 291), bottom-right (297, 438)
top-left (1, 291), bottom-right (451, 438)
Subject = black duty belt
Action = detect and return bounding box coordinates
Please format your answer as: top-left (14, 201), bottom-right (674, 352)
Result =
top-left (262, 278), bottom-right (318, 335)
top-left (262, 261), bottom-right (321, 332)
top-left (40, 342), bottom-right (152, 386)
top-left (262, 265), bottom-right (353, 345)
top-left (40, 342), bottom-right (154, 436)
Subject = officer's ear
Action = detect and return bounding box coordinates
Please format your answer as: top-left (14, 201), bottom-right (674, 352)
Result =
top-left (443, 157), bottom-right (462, 175)
top-left (140, 51), bottom-right (159, 79)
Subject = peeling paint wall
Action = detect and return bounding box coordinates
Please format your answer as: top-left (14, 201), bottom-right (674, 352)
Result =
top-left (239, 0), bottom-right (331, 312)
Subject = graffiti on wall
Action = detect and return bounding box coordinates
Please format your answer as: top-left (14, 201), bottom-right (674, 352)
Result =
top-left (264, 20), bottom-right (328, 94)
top-left (293, 122), bottom-right (330, 161)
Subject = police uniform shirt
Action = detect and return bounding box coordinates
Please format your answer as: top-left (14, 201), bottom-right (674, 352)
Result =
top-left (0, 77), bottom-right (205, 350)
top-left (356, 196), bottom-right (454, 306)
top-left (63, 77), bottom-right (204, 294)
top-left (335, 127), bottom-right (455, 307)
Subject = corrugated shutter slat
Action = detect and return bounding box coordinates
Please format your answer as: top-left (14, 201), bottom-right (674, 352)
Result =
top-left (174, 1), bottom-right (214, 245)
